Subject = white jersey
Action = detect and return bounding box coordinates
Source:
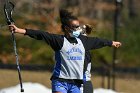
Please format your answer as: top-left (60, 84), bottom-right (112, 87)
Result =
top-left (53, 37), bottom-right (85, 79)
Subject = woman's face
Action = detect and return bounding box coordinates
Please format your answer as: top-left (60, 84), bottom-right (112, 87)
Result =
top-left (64, 19), bottom-right (81, 38)
top-left (69, 20), bottom-right (80, 31)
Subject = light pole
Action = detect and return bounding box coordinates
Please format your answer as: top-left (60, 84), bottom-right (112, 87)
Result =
top-left (112, 0), bottom-right (122, 90)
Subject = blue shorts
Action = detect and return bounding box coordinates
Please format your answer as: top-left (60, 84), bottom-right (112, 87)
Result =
top-left (52, 79), bottom-right (82, 93)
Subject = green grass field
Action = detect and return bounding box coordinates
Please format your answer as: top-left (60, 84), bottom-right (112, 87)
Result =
top-left (0, 69), bottom-right (140, 93)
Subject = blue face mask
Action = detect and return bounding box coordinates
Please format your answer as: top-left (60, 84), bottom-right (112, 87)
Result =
top-left (70, 29), bottom-right (82, 37)
top-left (72, 31), bottom-right (80, 37)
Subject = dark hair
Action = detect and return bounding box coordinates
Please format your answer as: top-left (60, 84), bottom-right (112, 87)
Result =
top-left (85, 24), bottom-right (93, 35)
top-left (59, 9), bottom-right (78, 29)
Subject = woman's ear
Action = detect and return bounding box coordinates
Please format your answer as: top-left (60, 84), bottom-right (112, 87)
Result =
top-left (61, 25), bottom-right (68, 32)
top-left (64, 25), bottom-right (70, 32)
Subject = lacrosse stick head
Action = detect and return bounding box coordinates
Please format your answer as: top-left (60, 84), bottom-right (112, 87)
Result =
top-left (4, 1), bottom-right (14, 25)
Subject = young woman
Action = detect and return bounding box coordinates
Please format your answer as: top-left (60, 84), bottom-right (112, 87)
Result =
top-left (9, 9), bottom-right (121, 93)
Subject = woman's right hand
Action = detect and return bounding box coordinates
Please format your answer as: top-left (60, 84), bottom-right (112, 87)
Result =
top-left (9, 24), bottom-right (26, 34)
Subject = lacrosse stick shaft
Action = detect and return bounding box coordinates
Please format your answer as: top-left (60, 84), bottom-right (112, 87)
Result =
top-left (11, 31), bottom-right (24, 92)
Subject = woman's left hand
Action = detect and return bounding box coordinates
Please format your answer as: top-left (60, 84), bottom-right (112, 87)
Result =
top-left (112, 41), bottom-right (122, 48)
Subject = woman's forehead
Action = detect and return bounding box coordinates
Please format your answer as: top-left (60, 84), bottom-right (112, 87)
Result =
top-left (71, 20), bottom-right (79, 25)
